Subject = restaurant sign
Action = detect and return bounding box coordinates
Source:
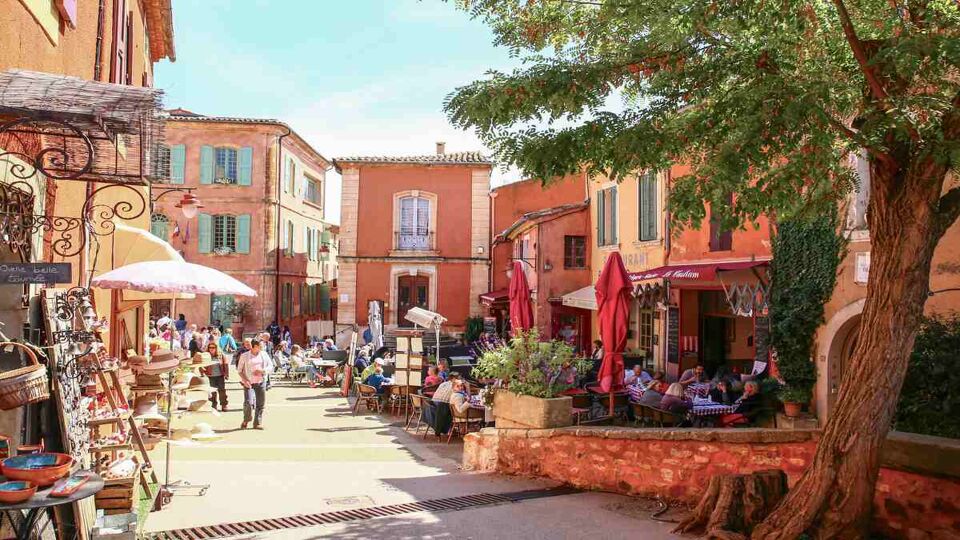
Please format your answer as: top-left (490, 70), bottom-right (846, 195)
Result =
top-left (0, 263), bottom-right (72, 284)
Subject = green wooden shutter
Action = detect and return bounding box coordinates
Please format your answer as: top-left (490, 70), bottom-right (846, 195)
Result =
top-left (198, 213), bottom-right (212, 253)
top-left (597, 190), bottom-right (606, 246)
top-left (170, 145), bottom-right (186, 184)
top-left (611, 187), bottom-right (618, 243)
top-left (238, 146), bottom-right (253, 186)
top-left (644, 175), bottom-right (658, 240)
top-left (150, 217), bottom-right (168, 239)
top-left (236, 214), bottom-right (251, 254)
top-left (200, 146), bottom-right (214, 185)
top-left (303, 226), bottom-right (310, 259)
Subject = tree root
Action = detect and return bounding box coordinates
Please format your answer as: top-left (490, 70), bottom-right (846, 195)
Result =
top-left (673, 470), bottom-right (788, 538)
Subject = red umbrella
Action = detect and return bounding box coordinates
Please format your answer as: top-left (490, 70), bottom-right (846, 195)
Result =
top-left (595, 252), bottom-right (631, 413)
top-left (508, 261), bottom-right (534, 333)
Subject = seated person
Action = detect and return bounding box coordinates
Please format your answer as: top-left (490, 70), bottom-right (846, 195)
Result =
top-left (639, 382), bottom-right (664, 407)
top-left (449, 379), bottom-right (473, 415)
top-left (361, 358), bottom-right (384, 383)
top-left (623, 365), bottom-right (652, 386)
top-left (437, 359), bottom-right (451, 381)
top-left (660, 383), bottom-right (693, 414)
top-left (553, 361), bottom-right (577, 387)
top-left (646, 371), bottom-right (669, 394)
top-left (323, 338), bottom-right (338, 351)
top-left (423, 365), bottom-right (443, 387)
top-left (679, 364), bottom-right (708, 386)
top-left (709, 379), bottom-right (737, 405)
top-left (431, 372), bottom-right (461, 403)
top-left (354, 350), bottom-right (370, 373)
top-left (363, 364), bottom-right (387, 394)
top-left (734, 380), bottom-right (763, 415)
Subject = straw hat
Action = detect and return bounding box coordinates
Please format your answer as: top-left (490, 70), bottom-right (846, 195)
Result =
top-left (132, 395), bottom-right (167, 422)
top-left (183, 352), bottom-right (215, 368)
top-left (171, 372), bottom-right (193, 391)
top-left (134, 373), bottom-right (163, 389)
top-left (190, 423), bottom-right (222, 442)
top-left (141, 349), bottom-right (181, 374)
top-left (128, 354), bottom-right (147, 366)
top-left (186, 399), bottom-right (219, 414)
top-left (186, 375), bottom-right (216, 394)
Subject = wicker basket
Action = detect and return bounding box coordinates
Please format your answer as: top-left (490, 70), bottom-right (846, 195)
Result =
top-left (0, 342), bottom-right (49, 410)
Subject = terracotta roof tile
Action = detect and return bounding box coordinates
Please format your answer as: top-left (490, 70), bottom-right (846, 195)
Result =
top-left (332, 152), bottom-right (493, 169)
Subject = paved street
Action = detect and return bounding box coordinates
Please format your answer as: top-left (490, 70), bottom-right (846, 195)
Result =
top-left (143, 372), bottom-right (678, 539)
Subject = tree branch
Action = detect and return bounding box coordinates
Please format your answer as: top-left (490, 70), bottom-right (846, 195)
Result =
top-left (815, 108), bottom-right (897, 168)
top-left (832, 0), bottom-right (890, 105)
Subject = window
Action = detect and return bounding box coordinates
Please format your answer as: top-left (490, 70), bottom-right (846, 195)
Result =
top-left (213, 215), bottom-right (237, 252)
top-left (638, 171), bottom-right (658, 241)
top-left (285, 220), bottom-right (295, 256)
top-left (709, 193), bottom-right (734, 251)
top-left (281, 283), bottom-right (294, 320)
top-left (285, 158), bottom-right (296, 193)
top-left (304, 176), bottom-right (322, 206)
top-left (214, 147), bottom-right (238, 184)
top-left (397, 196), bottom-right (431, 250)
top-left (150, 214), bottom-right (169, 240)
top-left (153, 145), bottom-right (171, 180)
top-left (563, 236), bottom-right (586, 269)
top-left (638, 310), bottom-right (654, 358)
top-left (199, 214), bottom-right (250, 254)
top-left (211, 295), bottom-right (235, 327)
top-left (597, 186), bottom-right (618, 246)
top-left (110, 0), bottom-right (130, 85)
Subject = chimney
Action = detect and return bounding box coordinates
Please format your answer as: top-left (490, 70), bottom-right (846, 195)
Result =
top-left (436, 141), bottom-right (446, 155)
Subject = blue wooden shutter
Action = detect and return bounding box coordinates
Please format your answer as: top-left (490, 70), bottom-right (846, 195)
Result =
top-left (170, 145), bottom-right (186, 184)
top-left (238, 147), bottom-right (253, 186)
top-left (200, 146), bottom-right (214, 185)
top-left (236, 214), bottom-right (251, 254)
top-left (198, 213), bottom-right (212, 253)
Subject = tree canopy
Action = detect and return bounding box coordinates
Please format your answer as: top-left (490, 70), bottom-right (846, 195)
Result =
top-left (445, 0), bottom-right (960, 230)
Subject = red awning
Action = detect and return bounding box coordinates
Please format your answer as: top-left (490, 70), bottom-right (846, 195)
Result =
top-left (629, 260), bottom-right (768, 282)
top-left (479, 289), bottom-right (509, 306)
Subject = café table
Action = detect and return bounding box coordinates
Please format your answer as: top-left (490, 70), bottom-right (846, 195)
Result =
top-left (0, 471), bottom-right (103, 540)
top-left (309, 359), bottom-right (339, 386)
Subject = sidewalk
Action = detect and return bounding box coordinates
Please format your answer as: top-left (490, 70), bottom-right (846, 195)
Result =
top-left (143, 376), bottom-right (678, 538)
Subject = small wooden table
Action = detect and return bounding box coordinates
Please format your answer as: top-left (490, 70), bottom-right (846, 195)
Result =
top-left (0, 472), bottom-right (104, 540)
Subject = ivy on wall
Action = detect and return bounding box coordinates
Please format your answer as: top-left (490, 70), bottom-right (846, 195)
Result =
top-left (895, 315), bottom-right (960, 439)
top-left (769, 211), bottom-right (846, 403)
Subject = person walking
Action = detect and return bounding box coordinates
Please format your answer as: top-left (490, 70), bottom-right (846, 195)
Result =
top-left (205, 342), bottom-right (229, 412)
top-left (218, 328), bottom-right (238, 365)
top-left (237, 339), bottom-right (272, 429)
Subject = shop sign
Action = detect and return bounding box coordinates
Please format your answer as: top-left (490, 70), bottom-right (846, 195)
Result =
top-left (0, 263), bottom-right (71, 284)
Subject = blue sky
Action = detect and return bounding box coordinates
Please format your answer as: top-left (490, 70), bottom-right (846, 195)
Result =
top-left (155, 0), bottom-right (524, 224)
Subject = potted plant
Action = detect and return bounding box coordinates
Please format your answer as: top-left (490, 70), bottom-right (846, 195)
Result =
top-left (473, 330), bottom-right (592, 429)
top-left (777, 385), bottom-right (810, 417)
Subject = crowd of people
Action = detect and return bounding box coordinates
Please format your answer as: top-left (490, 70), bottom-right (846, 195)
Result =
top-left (148, 311), bottom-right (343, 430)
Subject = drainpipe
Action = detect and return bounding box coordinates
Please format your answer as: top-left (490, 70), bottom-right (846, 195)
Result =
top-left (488, 190), bottom-right (496, 293)
top-left (94, 0), bottom-right (105, 81)
top-left (274, 127), bottom-right (292, 325)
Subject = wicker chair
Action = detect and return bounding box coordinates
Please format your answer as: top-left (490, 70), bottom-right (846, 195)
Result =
top-left (447, 404), bottom-right (485, 443)
top-left (406, 393), bottom-right (427, 434)
top-left (353, 384), bottom-right (382, 415)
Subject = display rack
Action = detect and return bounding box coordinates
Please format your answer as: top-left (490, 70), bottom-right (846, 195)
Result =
top-left (393, 330), bottom-right (424, 420)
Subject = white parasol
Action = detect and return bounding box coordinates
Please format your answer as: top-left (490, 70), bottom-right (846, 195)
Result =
top-left (90, 260), bottom-right (257, 296)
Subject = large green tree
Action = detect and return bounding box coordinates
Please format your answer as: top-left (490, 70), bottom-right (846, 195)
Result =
top-left (445, 0), bottom-right (960, 538)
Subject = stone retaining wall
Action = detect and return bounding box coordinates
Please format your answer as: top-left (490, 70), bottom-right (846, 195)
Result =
top-left (463, 427), bottom-right (960, 539)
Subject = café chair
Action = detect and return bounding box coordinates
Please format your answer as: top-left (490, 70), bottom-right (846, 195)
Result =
top-left (353, 384), bottom-right (382, 415)
top-left (447, 405), bottom-right (485, 443)
top-left (406, 393), bottom-right (427, 434)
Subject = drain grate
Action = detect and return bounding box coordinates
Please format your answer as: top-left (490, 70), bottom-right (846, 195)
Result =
top-left (147, 487), bottom-right (580, 539)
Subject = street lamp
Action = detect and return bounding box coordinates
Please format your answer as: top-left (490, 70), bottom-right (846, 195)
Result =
top-left (151, 187), bottom-right (203, 218)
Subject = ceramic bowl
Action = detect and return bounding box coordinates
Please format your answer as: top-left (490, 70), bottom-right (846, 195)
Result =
top-left (2, 453), bottom-right (74, 487)
top-left (0, 481), bottom-right (37, 504)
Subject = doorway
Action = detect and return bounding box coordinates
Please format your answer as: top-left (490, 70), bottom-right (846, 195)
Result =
top-left (702, 316), bottom-right (727, 377)
top-left (397, 275), bottom-right (429, 327)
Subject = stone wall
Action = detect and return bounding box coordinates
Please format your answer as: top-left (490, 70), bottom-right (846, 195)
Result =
top-left (464, 427), bottom-right (960, 539)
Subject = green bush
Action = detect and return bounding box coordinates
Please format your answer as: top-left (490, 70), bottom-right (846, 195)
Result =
top-left (894, 315), bottom-right (960, 439)
top-left (769, 212), bottom-right (845, 403)
top-left (464, 316), bottom-right (485, 343)
top-left (472, 329), bottom-right (592, 398)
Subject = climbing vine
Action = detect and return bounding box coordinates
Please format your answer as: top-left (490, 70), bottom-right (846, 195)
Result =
top-left (769, 211), bottom-right (845, 403)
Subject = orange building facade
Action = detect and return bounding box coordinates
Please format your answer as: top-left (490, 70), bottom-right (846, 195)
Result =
top-left (485, 175), bottom-right (593, 351)
top-left (335, 146), bottom-right (492, 332)
top-left (153, 113), bottom-right (335, 342)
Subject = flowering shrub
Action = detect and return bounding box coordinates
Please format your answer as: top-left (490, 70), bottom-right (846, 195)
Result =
top-left (472, 330), bottom-right (592, 398)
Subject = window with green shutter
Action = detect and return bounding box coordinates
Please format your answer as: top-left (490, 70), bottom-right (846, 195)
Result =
top-left (198, 213), bottom-right (212, 253)
top-left (236, 214), bottom-right (251, 254)
top-left (597, 186), bottom-right (618, 246)
top-left (169, 144), bottom-right (186, 184)
top-left (152, 145), bottom-right (171, 181)
top-left (150, 214), bottom-right (169, 240)
top-left (238, 147), bottom-right (253, 186)
top-left (638, 171), bottom-right (658, 241)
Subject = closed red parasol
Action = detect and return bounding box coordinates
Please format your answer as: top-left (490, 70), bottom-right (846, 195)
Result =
top-left (595, 252), bottom-right (630, 411)
top-left (508, 261), bottom-right (534, 333)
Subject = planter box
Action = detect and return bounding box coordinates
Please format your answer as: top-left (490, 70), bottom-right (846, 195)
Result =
top-left (493, 390), bottom-right (572, 429)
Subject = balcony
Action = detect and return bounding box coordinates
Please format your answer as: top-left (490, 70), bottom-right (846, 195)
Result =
top-left (393, 231), bottom-right (436, 255)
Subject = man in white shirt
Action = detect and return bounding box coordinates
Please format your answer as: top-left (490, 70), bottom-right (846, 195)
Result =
top-left (156, 311), bottom-right (173, 331)
top-left (237, 339), bottom-right (273, 429)
top-left (624, 364), bottom-right (653, 386)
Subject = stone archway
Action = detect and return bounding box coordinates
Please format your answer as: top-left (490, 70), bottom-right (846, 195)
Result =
top-left (815, 299), bottom-right (865, 424)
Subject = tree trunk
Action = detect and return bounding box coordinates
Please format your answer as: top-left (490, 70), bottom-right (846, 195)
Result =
top-left (751, 160), bottom-right (951, 539)
top-left (674, 470), bottom-right (789, 538)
